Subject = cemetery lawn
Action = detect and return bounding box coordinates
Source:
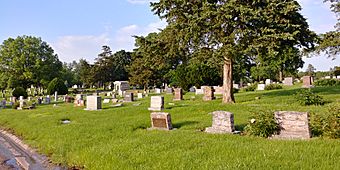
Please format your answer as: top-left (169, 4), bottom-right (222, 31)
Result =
top-left (0, 86), bottom-right (339, 169)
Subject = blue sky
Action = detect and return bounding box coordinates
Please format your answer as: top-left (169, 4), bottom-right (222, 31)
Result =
top-left (0, 0), bottom-right (339, 71)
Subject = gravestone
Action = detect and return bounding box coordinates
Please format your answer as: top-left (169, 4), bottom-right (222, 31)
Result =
top-left (54, 91), bottom-right (58, 101)
top-left (166, 88), bottom-right (173, 94)
top-left (189, 87), bottom-right (196, 92)
top-left (112, 93), bottom-right (116, 99)
top-left (45, 95), bottom-right (51, 104)
top-left (233, 84), bottom-right (240, 89)
top-left (325, 76), bottom-right (331, 79)
top-left (124, 92), bottom-right (134, 102)
top-left (265, 79), bottom-right (273, 85)
top-left (203, 86), bottom-right (215, 101)
top-left (37, 98), bottom-right (42, 104)
top-left (1, 99), bottom-right (6, 109)
top-left (86, 96), bottom-right (102, 110)
top-left (257, 84), bottom-right (266, 91)
top-left (148, 96), bottom-right (164, 111)
top-left (302, 76), bottom-right (313, 88)
top-left (205, 111), bottom-right (234, 134)
top-left (195, 89), bottom-right (203, 95)
top-left (284, 77), bottom-right (294, 86)
top-left (150, 112), bottom-right (172, 130)
top-left (337, 76), bottom-right (340, 79)
top-left (103, 98), bottom-right (110, 103)
top-left (137, 93), bottom-right (144, 99)
top-left (273, 111), bottom-right (311, 139)
top-left (173, 88), bottom-right (183, 101)
top-left (114, 81), bottom-right (129, 96)
top-left (213, 86), bottom-right (223, 95)
top-left (155, 88), bottom-right (162, 94)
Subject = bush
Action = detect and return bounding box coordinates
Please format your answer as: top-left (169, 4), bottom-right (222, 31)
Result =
top-left (12, 87), bottom-right (28, 98)
top-left (11, 102), bottom-right (19, 109)
top-left (295, 89), bottom-right (325, 106)
top-left (264, 84), bottom-right (283, 90)
top-left (233, 88), bottom-right (239, 93)
top-left (314, 79), bottom-right (340, 87)
top-left (310, 104), bottom-right (340, 139)
top-left (244, 111), bottom-right (279, 138)
top-left (240, 83), bottom-right (257, 92)
top-left (47, 78), bottom-right (68, 95)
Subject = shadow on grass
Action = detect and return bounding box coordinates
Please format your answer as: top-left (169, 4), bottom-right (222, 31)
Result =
top-left (235, 123), bottom-right (247, 132)
top-left (173, 121), bottom-right (199, 129)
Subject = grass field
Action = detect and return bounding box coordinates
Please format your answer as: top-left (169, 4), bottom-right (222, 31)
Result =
top-left (0, 85), bottom-right (339, 169)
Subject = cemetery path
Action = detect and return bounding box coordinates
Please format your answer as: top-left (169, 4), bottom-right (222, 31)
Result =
top-left (0, 130), bottom-right (65, 170)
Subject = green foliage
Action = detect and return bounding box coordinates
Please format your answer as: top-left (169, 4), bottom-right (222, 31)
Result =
top-left (314, 79), bottom-right (340, 86)
top-left (244, 111), bottom-right (280, 138)
top-left (12, 87), bottom-right (28, 98)
top-left (11, 102), bottom-right (19, 109)
top-left (240, 83), bottom-right (258, 92)
top-left (47, 78), bottom-right (68, 95)
top-left (0, 35), bottom-right (62, 89)
top-left (295, 89), bottom-right (325, 106)
top-left (265, 84), bottom-right (283, 90)
top-left (310, 104), bottom-right (340, 139)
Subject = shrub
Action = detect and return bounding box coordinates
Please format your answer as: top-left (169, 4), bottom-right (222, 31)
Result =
top-left (295, 89), bottom-right (325, 106)
top-left (233, 88), bottom-right (239, 93)
top-left (240, 83), bottom-right (257, 92)
top-left (12, 87), bottom-right (28, 98)
top-left (11, 102), bottom-right (19, 109)
top-left (244, 111), bottom-right (279, 138)
top-left (314, 79), bottom-right (340, 87)
top-left (264, 84), bottom-right (283, 90)
top-left (310, 104), bottom-right (340, 139)
top-left (47, 78), bottom-right (68, 95)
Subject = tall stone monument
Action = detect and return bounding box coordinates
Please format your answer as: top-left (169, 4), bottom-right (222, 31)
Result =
top-left (203, 86), bottom-right (215, 101)
top-left (148, 96), bottom-right (164, 111)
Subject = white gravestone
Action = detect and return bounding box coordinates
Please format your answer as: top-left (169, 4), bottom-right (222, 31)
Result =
top-left (86, 96), bottom-right (102, 110)
top-left (257, 84), bottom-right (266, 91)
top-left (148, 96), bottom-right (164, 111)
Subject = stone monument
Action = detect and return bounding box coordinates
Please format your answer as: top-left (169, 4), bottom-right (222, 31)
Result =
top-left (302, 76), bottom-right (313, 88)
top-left (203, 86), bottom-right (215, 101)
top-left (173, 88), bottom-right (183, 101)
top-left (273, 111), bottom-right (311, 139)
top-left (150, 112), bottom-right (172, 130)
top-left (124, 92), bottom-right (134, 102)
top-left (283, 77), bottom-right (293, 86)
top-left (205, 111), bottom-right (235, 134)
top-left (257, 84), bottom-right (266, 91)
top-left (148, 96), bottom-right (164, 111)
top-left (86, 96), bottom-right (102, 110)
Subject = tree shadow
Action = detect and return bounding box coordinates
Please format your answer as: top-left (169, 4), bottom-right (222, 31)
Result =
top-left (173, 121), bottom-right (199, 129)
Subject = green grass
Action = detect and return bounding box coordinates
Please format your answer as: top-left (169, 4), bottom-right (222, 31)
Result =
top-left (0, 85), bottom-right (339, 169)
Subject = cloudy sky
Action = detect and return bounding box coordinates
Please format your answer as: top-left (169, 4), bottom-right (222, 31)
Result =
top-left (0, 0), bottom-right (339, 71)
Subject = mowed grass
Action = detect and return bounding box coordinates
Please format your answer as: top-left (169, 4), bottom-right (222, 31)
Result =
top-left (0, 85), bottom-right (339, 169)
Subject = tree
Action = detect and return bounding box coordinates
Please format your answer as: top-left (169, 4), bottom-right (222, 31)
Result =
top-left (151, 0), bottom-right (316, 103)
top-left (0, 35), bottom-right (62, 89)
top-left (306, 64), bottom-right (316, 76)
top-left (77, 59), bottom-right (94, 88)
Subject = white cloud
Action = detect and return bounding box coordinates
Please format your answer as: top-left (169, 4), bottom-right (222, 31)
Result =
top-left (126, 0), bottom-right (157, 5)
top-left (51, 20), bottom-right (167, 63)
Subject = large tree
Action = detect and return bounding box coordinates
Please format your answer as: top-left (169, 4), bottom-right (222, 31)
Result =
top-left (152, 0), bottom-right (316, 103)
top-left (0, 35), bottom-right (62, 89)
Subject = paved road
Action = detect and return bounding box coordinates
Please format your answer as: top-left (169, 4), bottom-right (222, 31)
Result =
top-left (0, 130), bottom-right (65, 170)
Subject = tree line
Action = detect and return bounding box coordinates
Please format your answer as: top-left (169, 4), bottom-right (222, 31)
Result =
top-left (0, 0), bottom-right (338, 104)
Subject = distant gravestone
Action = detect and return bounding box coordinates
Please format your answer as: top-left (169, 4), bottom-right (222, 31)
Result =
top-left (265, 79), bottom-right (273, 85)
top-left (273, 111), bottom-right (311, 139)
top-left (1, 99), bottom-right (6, 109)
top-left (45, 95), bottom-right (51, 104)
top-left (148, 96), bottom-right (164, 111)
top-left (195, 89), bottom-right (203, 95)
top-left (37, 98), bottom-right (42, 104)
top-left (337, 76), bottom-right (340, 79)
top-left (173, 88), bottom-right (183, 101)
top-left (189, 87), bottom-right (196, 92)
top-left (203, 86), bottom-right (215, 101)
top-left (325, 76), bottom-right (331, 79)
top-left (166, 88), bottom-right (173, 94)
top-left (150, 112), bottom-right (172, 130)
top-left (213, 86), bottom-right (223, 95)
top-left (137, 93), bottom-right (144, 99)
top-left (103, 98), bottom-right (110, 104)
top-left (155, 88), bottom-right (162, 94)
top-left (302, 76), bottom-right (313, 88)
top-left (284, 77), bottom-right (294, 86)
top-left (86, 96), bottom-right (102, 110)
top-left (124, 92), bottom-right (134, 102)
top-left (257, 84), bottom-right (266, 91)
top-left (205, 111), bottom-right (234, 134)
top-left (233, 84), bottom-right (240, 89)
top-left (54, 91), bottom-right (58, 101)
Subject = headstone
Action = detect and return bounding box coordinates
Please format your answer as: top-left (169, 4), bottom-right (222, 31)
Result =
top-left (273, 111), bottom-right (311, 139)
top-left (19, 96), bottom-right (24, 101)
top-left (189, 87), bottom-right (196, 92)
top-left (112, 93), bottom-right (116, 99)
top-left (283, 77), bottom-right (294, 86)
top-left (45, 95), bottom-right (51, 104)
top-left (86, 96), bottom-right (102, 110)
top-left (54, 91), bottom-right (58, 101)
top-left (113, 81), bottom-right (129, 96)
top-left (205, 111), bottom-right (235, 134)
top-left (112, 99), bottom-right (119, 103)
top-left (148, 96), bottom-right (164, 111)
top-left (213, 86), bottom-right (223, 95)
top-left (150, 112), bottom-right (172, 130)
top-left (203, 86), bottom-right (215, 101)
top-left (37, 98), bottom-right (42, 104)
top-left (173, 88), bottom-right (183, 101)
top-left (257, 84), bottom-right (266, 91)
top-left (155, 88), bottom-right (162, 94)
top-left (233, 84), bottom-right (240, 89)
top-left (65, 96), bottom-right (73, 103)
top-left (337, 76), bottom-right (340, 79)
top-left (27, 97), bottom-right (31, 101)
top-left (302, 76), bottom-right (313, 88)
top-left (103, 98), bottom-right (110, 103)
top-left (124, 92), bottom-right (134, 102)
top-left (137, 93), bottom-right (144, 99)
top-left (325, 76), bottom-right (331, 79)
top-left (265, 79), bottom-right (273, 85)
top-left (166, 88), bottom-right (173, 94)
top-left (1, 99), bottom-right (6, 109)
top-left (195, 89), bottom-right (203, 95)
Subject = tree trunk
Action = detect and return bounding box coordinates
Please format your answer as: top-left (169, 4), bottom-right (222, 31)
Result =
top-left (222, 58), bottom-right (235, 104)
